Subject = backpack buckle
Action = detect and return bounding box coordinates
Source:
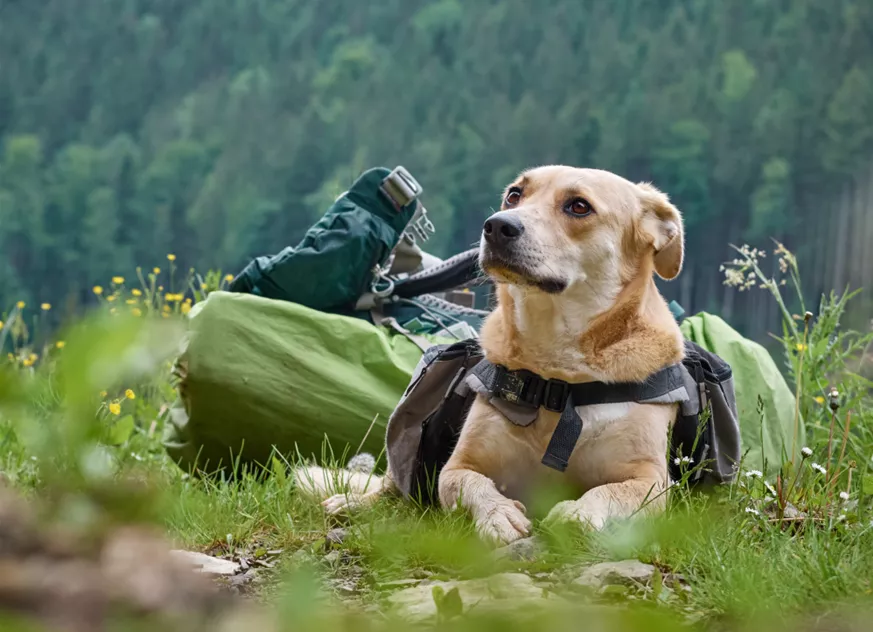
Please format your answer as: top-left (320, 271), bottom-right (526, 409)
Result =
top-left (543, 379), bottom-right (570, 412)
top-left (381, 166), bottom-right (422, 211)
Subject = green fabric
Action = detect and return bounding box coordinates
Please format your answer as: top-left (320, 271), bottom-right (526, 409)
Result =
top-left (229, 167), bottom-right (418, 312)
top-left (163, 291), bottom-right (447, 473)
top-left (680, 312), bottom-right (801, 471)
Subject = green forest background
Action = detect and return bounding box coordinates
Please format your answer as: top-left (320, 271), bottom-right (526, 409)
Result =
top-left (1, 0), bottom-right (872, 340)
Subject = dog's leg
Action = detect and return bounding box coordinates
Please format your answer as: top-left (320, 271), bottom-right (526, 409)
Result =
top-left (439, 467), bottom-right (531, 545)
top-left (544, 475), bottom-right (666, 530)
top-left (322, 471), bottom-right (398, 515)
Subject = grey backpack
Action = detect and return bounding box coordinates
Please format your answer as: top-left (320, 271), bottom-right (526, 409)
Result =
top-left (385, 339), bottom-right (741, 504)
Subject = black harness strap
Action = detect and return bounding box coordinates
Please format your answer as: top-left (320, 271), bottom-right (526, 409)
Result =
top-left (471, 360), bottom-right (686, 472)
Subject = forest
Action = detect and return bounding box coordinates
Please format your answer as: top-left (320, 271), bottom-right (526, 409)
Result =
top-left (1, 0), bottom-right (872, 339)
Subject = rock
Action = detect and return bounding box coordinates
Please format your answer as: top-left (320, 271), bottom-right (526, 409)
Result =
top-left (388, 573), bottom-right (565, 622)
top-left (492, 536), bottom-right (543, 562)
top-left (325, 528), bottom-right (347, 548)
top-left (572, 560), bottom-right (656, 590)
top-left (168, 550), bottom-right (241, 576)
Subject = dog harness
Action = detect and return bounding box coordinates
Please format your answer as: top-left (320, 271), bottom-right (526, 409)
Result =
top-left (467, 360), bottom-right (689, 472)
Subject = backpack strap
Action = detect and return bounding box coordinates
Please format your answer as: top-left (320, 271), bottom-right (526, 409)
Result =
top-left (470, 360), bottom-right (687, 472)
top-left (391, 248), bottom-right (482, 299)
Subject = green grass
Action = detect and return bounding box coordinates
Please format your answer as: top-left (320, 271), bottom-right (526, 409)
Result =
top-left (2, 244), bottom-right (873, 631)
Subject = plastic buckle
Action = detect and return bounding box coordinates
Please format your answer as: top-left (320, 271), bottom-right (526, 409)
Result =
top-left (495, 367), bottom-right (543, 409)
top-left (543, 380), bottom-right (570, 412)
top-left (380, 166), bottom-right (422, 211)
top-left (405, 203), bottom-right (436, 243)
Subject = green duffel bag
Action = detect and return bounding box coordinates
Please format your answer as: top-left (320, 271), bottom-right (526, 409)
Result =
top-left (680, 311), bottom-right (801, 473)
top-left (162, 290), bottom-right (450, 474)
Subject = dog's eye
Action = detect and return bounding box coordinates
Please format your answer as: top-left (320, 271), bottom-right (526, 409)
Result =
top-left (564, 198), bottom-right (594, 217)
top-left (504, 188), bottom-right (522, 207)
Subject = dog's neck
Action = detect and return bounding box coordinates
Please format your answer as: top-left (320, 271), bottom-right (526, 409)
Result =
top-left (479, 261), bottom-right (684, 383)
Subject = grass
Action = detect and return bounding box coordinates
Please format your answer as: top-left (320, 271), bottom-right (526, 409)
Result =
top-left (1, 244), bottom-right (873, 631)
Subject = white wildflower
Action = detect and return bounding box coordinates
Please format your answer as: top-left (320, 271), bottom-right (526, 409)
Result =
top-left (836, 514), bottom-right (847, 523)
top-left (811, 462), bottom-right (827, 475)
top-left (765, 482), bottom-right (778, 496)
top-left (674, 456), bottom-right (694, 466)
top-left (839, 491), bottom-right (850, 501)
top-left (745, 470), bottom-right (763, 479)
top-left (744, 507), bottom-right (760, 517)
top-left (801, 447), bottom-right (813, 458)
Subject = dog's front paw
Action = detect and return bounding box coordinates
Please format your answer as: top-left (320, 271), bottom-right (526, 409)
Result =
top-left (475, 499), bottom-right (532, 545)
top-left (544, 499), bottom-right (608, 531)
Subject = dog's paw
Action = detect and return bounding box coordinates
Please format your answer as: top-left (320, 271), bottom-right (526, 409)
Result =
top-left (475, 499), bottom-right (532, 546)
top-left (544, 499), bottom-right (608, 531)
top-left (322, 493), bottom-right (363, 516)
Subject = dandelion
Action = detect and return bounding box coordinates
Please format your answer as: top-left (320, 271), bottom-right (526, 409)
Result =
top-left (745, 470), bottom-right (763, 479)
top-left (131, 308), bottom-right (142, 317)
top-left (125, 389), bottom-right (136, 400)
top-left (16, 301), bottom-right (25, 309)
top-left (828, 388), bottom-right (841, 411)
top-left (153, 267), bottom-right (161, 275)
top-left (181, 302), bottom-right (192, 315)
top-left (811, 462), bottom-right (827, 475)
top-left (839, 491), bottom-right (850, 501)
top-left (55, 341), bottom-right (65, 349)
top-left (225, 274), bottom-right (234, 283)
top-left (93, 286), bottom-right (104, 295)
top-left (814, 396), bottom-right (825, 405)
top-left (112, 276), bottom-right (125, 285)
top-left (41, 303), bottom-right (51, 311)
top-left (131, 289), bottom-right (142, 297)
top-left (109, 402), bottom-right (121, 416)
top-left (167, 254), bottom-right (176, 262)
top-left (745, 507), bottom-right (760, 517)
top-left (801, 447), bottom-right (813, 458)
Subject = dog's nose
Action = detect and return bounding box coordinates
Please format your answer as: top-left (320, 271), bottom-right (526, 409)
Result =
top-left (483, 213), bottom-right (525, 247)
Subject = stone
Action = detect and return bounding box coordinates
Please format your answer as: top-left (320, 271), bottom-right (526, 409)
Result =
top-left (325, 528), bottom-right (347, 548)
top-left (168, 550), bottom-right (241, 576)
top-left (388, 573), bottom-right (565, 622)
top-left (572, 560), bottom-right (656, 590)
top-left (492, 536), bottom-right (543, 562)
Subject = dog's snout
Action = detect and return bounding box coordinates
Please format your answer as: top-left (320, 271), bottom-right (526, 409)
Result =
top-left (483, 213), bottom-right (525, 247)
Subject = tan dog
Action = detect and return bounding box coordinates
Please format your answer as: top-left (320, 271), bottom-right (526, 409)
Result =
top-left (304, 165), bottom-right (685, 545)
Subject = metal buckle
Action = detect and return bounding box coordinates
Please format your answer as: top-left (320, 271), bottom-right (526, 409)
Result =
top-left (380, 166), bottom-right (422, 211)
top-left (543, 380), bottom-right (570, 412)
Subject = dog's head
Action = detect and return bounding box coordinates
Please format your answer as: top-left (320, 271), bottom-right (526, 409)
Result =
top-left (479, 166), bottom-right (683, 295)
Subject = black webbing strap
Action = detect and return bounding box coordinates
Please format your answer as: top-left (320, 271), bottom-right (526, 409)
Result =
top-left (471, 360), bottom-right (685, 472)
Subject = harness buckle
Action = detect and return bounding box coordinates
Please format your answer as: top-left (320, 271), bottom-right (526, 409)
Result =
top-left (543, 379), bottom-right (570, 412)
top-left (494, 367), bottom-right (544, 409)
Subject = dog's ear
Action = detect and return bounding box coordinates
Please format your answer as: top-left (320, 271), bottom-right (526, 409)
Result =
top-left (636, 182), bottom-right (684, 280)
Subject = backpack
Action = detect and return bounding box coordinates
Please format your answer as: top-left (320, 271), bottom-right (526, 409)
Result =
top-left (385, 337), bottom-right (741, 504)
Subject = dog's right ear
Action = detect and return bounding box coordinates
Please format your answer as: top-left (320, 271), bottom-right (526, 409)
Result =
top-left (636, 182), bottom-right (684, 280)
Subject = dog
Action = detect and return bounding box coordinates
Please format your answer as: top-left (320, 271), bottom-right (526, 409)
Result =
top-left (298, 165), bottom-right (685, 545)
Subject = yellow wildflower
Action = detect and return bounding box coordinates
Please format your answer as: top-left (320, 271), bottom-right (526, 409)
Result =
top-left (814, 396), bottom-right (825, 405)
top-left (93, 286), bottom-right (104, 295)
top-left (162, 304), bottom-right (171, 313)
top-left (167, 254), bottom-right (177, 262)
top-left (55, 341), bottom-right (65, 349)
top-left (161, 313), bottom-right (169, 319)
top-left (181, 302), bottom-right (192, 315)
top-left (131, 308), bottom-right (142, 317)
top-left (100, 391), bottom-right (108, 399)
top-left (0, 321), bottom-right (3, 330)
top-left (22, 357), bottom-right (34, 368)
top-left (28, 353), bottom-right (38, 362)
top-left (106, 295), bottom-right (116, 302)
top-left (126, 299), bottom-right (138, 305)
top-left (112, 276), bottom-right (124, 285)
top-left (110, 307), bottom-right (117, 315)
top-left (41, 303), bottom-right (51, 311)
top-left (16, 301), bottom-right (25, 309)
top-left (225, 274), bottom-right (234, 283)
top-left (158, 286), bottom-right (164, 291)
top-left (131, 289), bottom-right (142, 297)
top-left (109, 402), bottom-right (121, 416)
top-left (166, 293), bottom-right (183, 302)
top-left (153, 267), bottom-right (161, 275)
top-left (796, 343), bottom-right (807, 352)
top-left (7, 353), bottom-right (14, 362)
top-left (125, 389), bottom-right (136, 400)
top-left (184, 297), bottom-right (192, 304)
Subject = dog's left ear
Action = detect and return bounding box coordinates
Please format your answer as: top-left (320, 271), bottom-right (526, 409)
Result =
top-left (636, 182), bottom-right (684, 280)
